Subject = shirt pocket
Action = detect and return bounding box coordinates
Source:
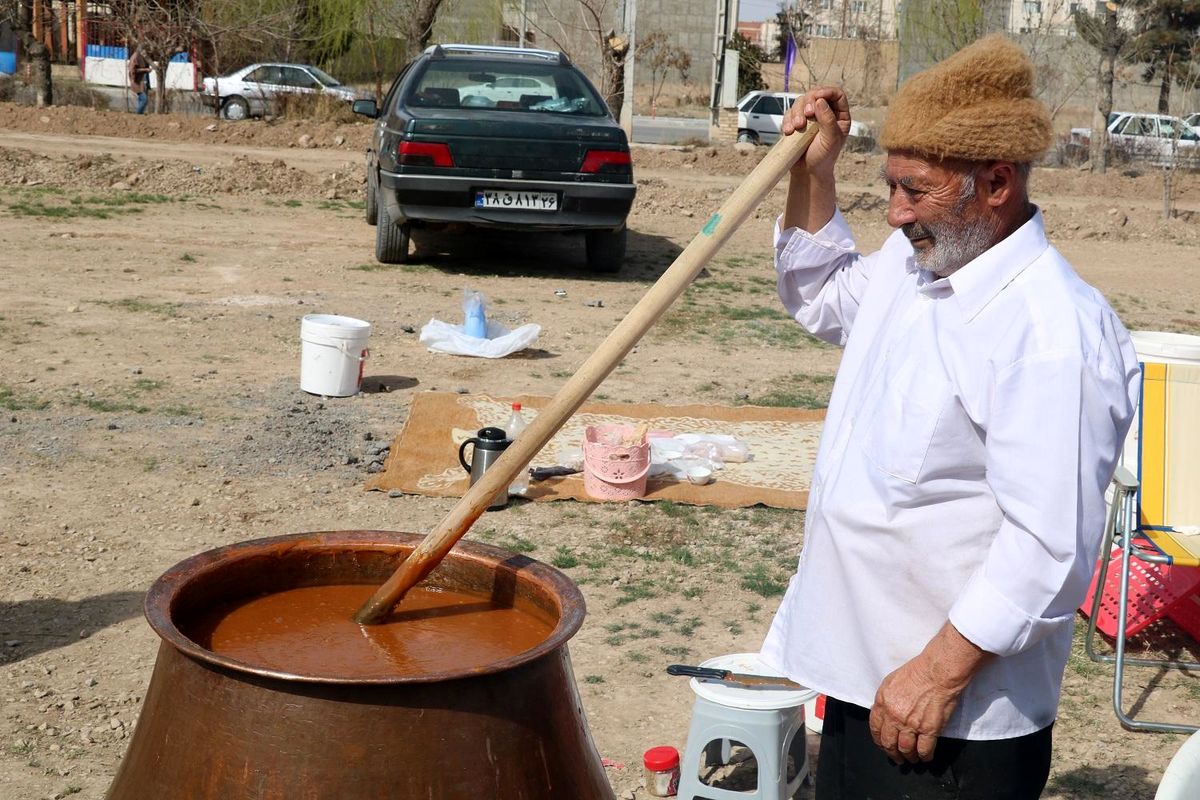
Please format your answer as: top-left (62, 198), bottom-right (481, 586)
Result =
top-left (861, 364), bottom-right (949, 484)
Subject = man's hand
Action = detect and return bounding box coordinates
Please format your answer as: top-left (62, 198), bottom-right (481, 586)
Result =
top-left (781, 87), bottom-right (852, 179)
top-left (868, 622), bottom-right (993, 764)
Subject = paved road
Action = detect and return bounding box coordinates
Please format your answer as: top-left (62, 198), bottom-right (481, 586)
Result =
top-left (631, 115), bottom-right (710, 145)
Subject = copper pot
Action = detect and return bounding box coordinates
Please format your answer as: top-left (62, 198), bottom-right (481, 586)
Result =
top-left (105, 530), bottom-right (614, 800)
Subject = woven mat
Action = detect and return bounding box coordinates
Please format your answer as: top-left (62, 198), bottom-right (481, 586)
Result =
top-left (365, 393), bottom-right (824, 510)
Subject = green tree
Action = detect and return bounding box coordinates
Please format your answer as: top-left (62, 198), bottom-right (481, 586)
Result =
top-left (726, 32), bottom-right (767, 99)
top-left (1125, 0), bottom-right (1200, 113)
top-left (774, 4), bottom-right (807, 61)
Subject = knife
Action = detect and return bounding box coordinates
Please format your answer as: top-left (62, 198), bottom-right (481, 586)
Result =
top-left (666, 664), bottom-right (806, 690)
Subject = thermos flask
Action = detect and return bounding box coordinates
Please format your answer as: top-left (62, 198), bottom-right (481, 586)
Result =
top-left (458, 426), bottom-right (511, 510)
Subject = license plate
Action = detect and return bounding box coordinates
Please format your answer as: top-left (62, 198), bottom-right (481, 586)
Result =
top-left (474, 190), bottom-right (558, 211)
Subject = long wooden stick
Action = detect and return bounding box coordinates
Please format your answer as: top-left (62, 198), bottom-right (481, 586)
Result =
top-left (355, 125), bottom-right (820, 624)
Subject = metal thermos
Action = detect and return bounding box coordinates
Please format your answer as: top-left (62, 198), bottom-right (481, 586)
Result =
top-left (458, 426), bottom-right (511, 510)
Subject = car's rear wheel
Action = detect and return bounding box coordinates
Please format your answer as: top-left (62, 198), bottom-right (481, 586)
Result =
top-left (221, 96), bottom-right (250, 121)
top-left (585, 227), bottom-right (627, 273)
top-left (736, 130), bottom-right (759, 145)
top-left (365, 164), bottom-right (378, 226)
top-left (375, 189), bottom-right (410, 264)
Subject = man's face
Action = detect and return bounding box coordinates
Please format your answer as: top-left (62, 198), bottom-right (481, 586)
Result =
top-left (881, 152), bottom-right (999, 277)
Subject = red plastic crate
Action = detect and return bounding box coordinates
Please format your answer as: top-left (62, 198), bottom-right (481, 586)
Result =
top-left (1080, 546), bottom-right (1200, 639)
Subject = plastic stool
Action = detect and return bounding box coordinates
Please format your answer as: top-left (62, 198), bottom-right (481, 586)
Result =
top-left (677, 653), bottom-right (817, 800)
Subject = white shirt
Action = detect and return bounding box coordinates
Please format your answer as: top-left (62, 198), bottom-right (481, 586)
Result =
top-left (759, 207), bottom-right (1139, 739)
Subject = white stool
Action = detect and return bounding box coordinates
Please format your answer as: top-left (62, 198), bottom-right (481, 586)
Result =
top-left (677, 653), bottom-right (817, 800)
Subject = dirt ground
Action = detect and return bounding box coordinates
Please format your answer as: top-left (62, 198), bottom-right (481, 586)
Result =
top-left (2, 102), bottom-right (1199, 800)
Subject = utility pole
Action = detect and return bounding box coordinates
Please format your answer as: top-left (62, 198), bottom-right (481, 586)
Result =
top-left (519, 0), bottom-right (527, 48)
top-left (619, 0), bottom-right (636, 138)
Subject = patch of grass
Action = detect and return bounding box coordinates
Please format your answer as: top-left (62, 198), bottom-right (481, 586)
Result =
top-left (615, 580), bottom-right (658, 606)
top-left (496, 534), bottom-right (537, 553)
top-left (0, 386), bottom-right (50, 411)
top-left (740, 564), bottom-right (789, 598)
top-left (95, 298), bottom-right (181, 318)
top-left (68, 395), bottom-right (150, 414)
top-left (550, 547), bottom-right (579, 569)
top-left (626, 650), bottom-right (650, 664)
top-left (283, 199), bottom-right (303, 208)
top-left (677, 617), bottom-right (702, 637)
top-left (659, 644), bottom-right (693, 659)
top-left (747, 602), bottom-right (762, 614)
top-left (748, 372), bottom-right (836, 409)
top-left (681, 586), bottom-right (704, 600)
top-left (180, 253), bottom-right (197, 263)
top-left (666, 545), bottom-right (696, 567)
top-left (131, 378), bottom-right (165, 392)
top-left (160, 404), bottom-right (201, 417)
top-left (5, 191), bottom-right (172, 220)
top-left (584, 674), bottom-right (605, 684)
top-left (649, 610), bottom-right (678, 626)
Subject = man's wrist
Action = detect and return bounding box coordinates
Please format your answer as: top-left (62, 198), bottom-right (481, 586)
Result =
top-left (921, 622), bottom-right (993, 694)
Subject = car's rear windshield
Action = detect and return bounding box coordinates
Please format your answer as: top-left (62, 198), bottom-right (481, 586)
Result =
top-left (406, 58), bottom-right (607, 116)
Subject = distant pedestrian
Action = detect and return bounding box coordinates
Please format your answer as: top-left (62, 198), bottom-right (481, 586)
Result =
top-left (128, 46), bottom-right (151, 114)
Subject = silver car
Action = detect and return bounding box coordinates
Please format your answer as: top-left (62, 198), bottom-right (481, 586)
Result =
top-left (201, 63), bottom-right (360, 121)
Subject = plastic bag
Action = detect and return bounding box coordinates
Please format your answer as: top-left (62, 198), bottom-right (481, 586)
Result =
top-left (419, 318), bottom-right (541, 358)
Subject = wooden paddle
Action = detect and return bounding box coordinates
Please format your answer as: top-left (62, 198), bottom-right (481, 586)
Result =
top-left (355, 124), bottom-right (820, 625)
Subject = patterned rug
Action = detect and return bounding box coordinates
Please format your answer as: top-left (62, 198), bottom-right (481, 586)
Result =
top-left (366, 393), bottom-right (825, 510)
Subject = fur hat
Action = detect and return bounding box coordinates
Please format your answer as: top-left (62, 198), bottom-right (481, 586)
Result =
top-left (880, 35), bottom-right (1051, 163)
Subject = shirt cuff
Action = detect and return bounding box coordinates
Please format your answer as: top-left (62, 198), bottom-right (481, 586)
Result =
top-left (773, 209), bottom-right (856, 270)
top-left (948, 570), bottom-right (1075, 658)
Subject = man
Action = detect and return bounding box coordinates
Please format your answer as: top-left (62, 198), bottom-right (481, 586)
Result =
top-left (759, 35), bottom-right (1140, 799)
top-left (128, 45), bottom-right (151, 115)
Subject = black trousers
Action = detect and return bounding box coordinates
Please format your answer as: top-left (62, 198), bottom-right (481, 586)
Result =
top-left (815, 697), bottom-right (1053, 800)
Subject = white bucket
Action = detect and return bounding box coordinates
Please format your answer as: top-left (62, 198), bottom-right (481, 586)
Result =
top-left (1121, 331), bottom-right (1200, 471)
top-left (299, 314), bottom-right (371, 397)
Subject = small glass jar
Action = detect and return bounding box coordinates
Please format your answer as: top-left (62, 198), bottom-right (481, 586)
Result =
top-left (642, 745), bottom-right (680, 797)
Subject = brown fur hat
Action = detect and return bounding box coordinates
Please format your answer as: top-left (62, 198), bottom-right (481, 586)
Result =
top-left (880, 35), bottom-right (1051, 163)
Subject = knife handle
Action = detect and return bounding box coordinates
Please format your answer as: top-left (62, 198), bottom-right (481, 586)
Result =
top-left (666, 664), bottom-right (728, 681)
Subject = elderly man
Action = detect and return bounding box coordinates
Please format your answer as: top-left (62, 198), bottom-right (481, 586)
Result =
top-left (759, 36), bottom-right (1140, 799)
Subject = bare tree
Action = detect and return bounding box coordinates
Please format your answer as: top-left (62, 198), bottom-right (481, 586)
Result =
top-left (527, 0), bottom-right (628, 117)
top-left (1075, 2), bottom-right (1132, 172)
top-left (638, 29), bottom-right (690, 115)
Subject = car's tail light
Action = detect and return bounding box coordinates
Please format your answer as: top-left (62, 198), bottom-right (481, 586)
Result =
top-left (397, 141), bottom-right (454, 167)
top-left (580, 149), bottom-right (631, 173)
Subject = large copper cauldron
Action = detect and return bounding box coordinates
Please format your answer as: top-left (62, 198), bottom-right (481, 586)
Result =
top-left (105, 530), bottom-right (614, 800)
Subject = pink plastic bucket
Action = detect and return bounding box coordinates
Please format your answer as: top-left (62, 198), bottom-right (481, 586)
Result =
top-left (582, 425), bottom-right (651, 501)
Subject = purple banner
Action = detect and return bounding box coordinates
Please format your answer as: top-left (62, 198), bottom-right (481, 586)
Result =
top-left (783, 35), bottom-right (796, 92)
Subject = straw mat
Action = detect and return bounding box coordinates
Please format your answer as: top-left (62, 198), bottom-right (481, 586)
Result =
top-left (365, 392), bottom-right (824, 510)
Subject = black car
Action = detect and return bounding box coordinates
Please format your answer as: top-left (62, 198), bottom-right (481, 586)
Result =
top-left (353, 44), bottom-right (637, 271)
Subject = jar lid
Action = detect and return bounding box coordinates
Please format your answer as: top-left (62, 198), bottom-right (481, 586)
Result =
top-left (642, 745), bottom-right (679, 771)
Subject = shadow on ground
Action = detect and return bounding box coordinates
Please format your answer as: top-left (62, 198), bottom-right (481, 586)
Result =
top-left (408, 226), bottom-right (685, 282)
top-left (1045, 763), bottom-right (1159, 798)
top-left (0, 591), bottom-right (144, 663)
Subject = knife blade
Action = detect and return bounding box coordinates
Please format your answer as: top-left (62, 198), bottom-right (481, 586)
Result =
top-left (666, 664), bottom-right (806, 690)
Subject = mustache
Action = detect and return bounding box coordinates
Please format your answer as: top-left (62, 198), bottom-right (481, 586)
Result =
top-left (902, 222), bottom-right (933, 241)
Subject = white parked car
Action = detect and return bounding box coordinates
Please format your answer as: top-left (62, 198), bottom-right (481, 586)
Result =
top-left (735, 90), bottom-right (873, 148)
top-left (201, 63), bottom-right (362, 121)
top-left (456, 74), bottom-right (557, 107)
top-left (1070, 111), bottom-right (1200, 167)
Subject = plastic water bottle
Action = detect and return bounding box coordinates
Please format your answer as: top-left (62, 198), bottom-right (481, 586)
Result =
top-left (506, 402), bottom-right (530, 496)
top-left (463, 296), bottom-right (487, 338)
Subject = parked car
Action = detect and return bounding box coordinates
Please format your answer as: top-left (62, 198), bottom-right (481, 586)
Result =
top-left (1185, 112), bottom-right (1200, 130)
top-left (1069, 111), bottom-right (1200, 167)
top-left (353, 43), bottom-right (636, 271)
top-left (201, 63), bottom-right (361, 121)
top-left (735, 90), bottom-right (874, 149)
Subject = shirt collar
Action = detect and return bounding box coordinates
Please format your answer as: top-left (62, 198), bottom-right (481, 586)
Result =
top-left (904, 207), bottom-right (1049, 321)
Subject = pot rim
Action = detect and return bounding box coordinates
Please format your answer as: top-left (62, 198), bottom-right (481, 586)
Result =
top-left (144, 530), bottom-right (587, 685)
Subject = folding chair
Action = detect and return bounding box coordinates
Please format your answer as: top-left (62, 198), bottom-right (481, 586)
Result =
top-left (1083, 362), bottom-right (1200, 733)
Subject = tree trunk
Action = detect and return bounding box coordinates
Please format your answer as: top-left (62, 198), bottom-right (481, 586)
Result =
top-left (24, 37), bottom-right (53, 106)
top-left (154, 63), bottom-right (168, 113)
top-left (1156, 64), bottom-right (1170, 114)
top-left (403, 0), bottom-right (443, 62)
